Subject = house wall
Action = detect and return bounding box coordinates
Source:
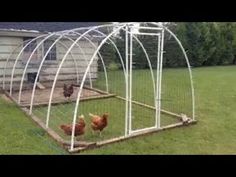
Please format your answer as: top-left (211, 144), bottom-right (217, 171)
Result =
top-left (0, 36), bottom-right (98, 91)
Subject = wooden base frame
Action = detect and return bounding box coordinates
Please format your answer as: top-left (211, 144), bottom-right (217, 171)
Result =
top-left (3, 89), bottom-right (197, 154)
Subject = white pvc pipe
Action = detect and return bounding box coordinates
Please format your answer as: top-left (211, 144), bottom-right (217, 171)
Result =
top-left (45, 23), bottom-right (135, 127)
top-left (7, 23), bottom-right (133, 94)
top-left (46, 26), bottom-right (102, 128)
top-left (131, 26), bottom-right (163, 31)
top-left (128, 31), bottom-right (133, 133)
top-left (9, 34), bottom-right (48, 96)
top-left (17, 33), bottom-right (60, 103)
top-left (167, 30), bottom-right (195, 120)
top-left (125, 25), bottom-right (129, 136)
top-left (130, 32), bottom-right (161, 36)
top-left (19, 30), bottom-right (92, 105)
top-left (150, 22), bottom-right (195, 120)
top-left (2, 43), bottom-right (26, 90)
top-left (29, 31), bottom-right (104, 114)
top-left (131, 34), bottom-right (157, 107)
top-left (17, 24), bottom-right (125, 103)
top-left (63, 34), bottom-right (93, 88)
top-left (45, 27), bottom-right (129, 129)
top-left (155, 34), bottom-right (161, 129)
top-left (157, 29), bottom-right (165, 128)
top-left (70, 25), bottom-right (126, 151)
top-left (90, 27), bottom-right (157, 135)
top-left (57, 40), bottom-right (80, 85)
top-left (70, 31), bottom-right (109, 92)
top-left (29, 34), bottom-right (82, 114)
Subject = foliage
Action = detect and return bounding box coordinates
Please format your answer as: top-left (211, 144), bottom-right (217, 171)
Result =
top-left (175, 22), bottom-right (236, 67)
top-left (99, 22), bottom-right (236, 68)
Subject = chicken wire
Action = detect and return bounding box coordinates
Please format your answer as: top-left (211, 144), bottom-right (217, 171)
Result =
top-left (1, 22), bottom-right (195, 152)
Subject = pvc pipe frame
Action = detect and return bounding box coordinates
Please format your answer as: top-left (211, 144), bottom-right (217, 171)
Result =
top-left (18, 25), bottom-right (131, 115)
top-left (2, 39), bottom-right (34, 90)
top-left (5, 24), bottom-right (154, 121)
top-left (2, 22), bottom-right (194, 150)
top-left (45, 26), bottom-right (154, 129)
top-left (8, 23), bottom-right (120, 96)
top-left (68, 25), bottom-right (162, 149)
top-left (5, 22), bottom-right (129, 94)
top-left (150, 22), bottom-right (195, 121)
top-left (69, 25), bottom-right (127, 150)
top-left (17, 30), bottom-right (95, 104)
top-left (9, 34), bottom-right (48, 96)
top-left (29, 29), bottom-right (120, 114)
top-left (155, 34), bottom-right (162, 129)
top-left (8, 23), bottom-right (122, 99)
top-left (28, 31), bottom-right (108, 114)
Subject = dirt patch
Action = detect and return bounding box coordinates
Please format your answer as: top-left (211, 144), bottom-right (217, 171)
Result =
top-left (11, 86), bottom-right (105, 107)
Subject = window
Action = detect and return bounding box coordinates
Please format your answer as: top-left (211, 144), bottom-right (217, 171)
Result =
top-left (44, 40), bottom-right (57, 61)
top-left (22, 37), bottom-right (38, 63)
top-left (23, 37), bottom-right (37, 52)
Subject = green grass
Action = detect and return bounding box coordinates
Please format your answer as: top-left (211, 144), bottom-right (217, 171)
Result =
top-left (33, 98), bottom-right (178, 143)
top-left (32, 68), bottom-right (183, 143)
top-left (2, 65), bottom-right (236, 154)
top-left (81, 66), bottom-right (236, 154)
top-left (0, 96), bottom-right (68, 154)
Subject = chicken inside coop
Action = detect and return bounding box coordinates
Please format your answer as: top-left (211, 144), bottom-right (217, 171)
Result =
top-left (89, 113), bottom-right (109, 137)
top-left (63, 84), bottom-right (74, 101)
top-left (60, 115), bottom-right (86, 140)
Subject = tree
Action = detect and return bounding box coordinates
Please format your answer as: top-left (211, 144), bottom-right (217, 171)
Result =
top-left (217, 22), bottom-right (234, 65)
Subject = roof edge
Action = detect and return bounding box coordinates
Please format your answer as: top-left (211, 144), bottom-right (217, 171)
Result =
top-left (0, 29), bottom-right (46, 37)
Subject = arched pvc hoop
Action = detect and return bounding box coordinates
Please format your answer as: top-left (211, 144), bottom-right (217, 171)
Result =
top-left (127, 32), bottom-right (156, 106)
top-left (57, 41), bottom-right (80, 85)
top-left (71, 31), bottom-right (109, 92)
top-left (70, 25), bottom-right (126, 151)
top-left (2, 41), bottom-right (31, 90)
top-left (45, 34), bottom-right (127, 129)
top-left (46, 25), bottom-right (105, 128)
top-left (29, 31), bottom-right (104, 114)
top-left (45, 25), bottom-right (154, 130)
top-left (12, 26), bottom-right (97, 102)
top-left (63, 34), bottom-right (93, 86)
top-left (9, 34), bottom-right (48, 96)
top-left (150, 22), bottom-right (195, 121)
top-left (46, 24), bottom-right (131, 128)
top-left (29, 34), bottom-right (83, 114)
top-left (17, 33), bottom-right (60, 103)
top-left (18, 29), bottom-right (95, 104)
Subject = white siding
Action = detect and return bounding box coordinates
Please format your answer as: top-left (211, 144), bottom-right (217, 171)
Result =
top-left (0, 36), bottom-right (99, 90)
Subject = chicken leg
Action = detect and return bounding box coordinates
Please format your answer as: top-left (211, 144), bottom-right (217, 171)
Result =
top-left (99, 131), bottom-right (102, 137)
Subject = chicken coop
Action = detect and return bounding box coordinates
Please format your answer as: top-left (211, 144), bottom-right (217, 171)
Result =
top-left (1, 22), bottom-right (196, 153)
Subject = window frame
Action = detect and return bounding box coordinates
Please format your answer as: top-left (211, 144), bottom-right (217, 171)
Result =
top-left (43, 40), bottom-right (57, 61)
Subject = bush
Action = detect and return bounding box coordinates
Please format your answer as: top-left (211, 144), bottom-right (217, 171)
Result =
top-left (108, 62), bottom-right (120, 70)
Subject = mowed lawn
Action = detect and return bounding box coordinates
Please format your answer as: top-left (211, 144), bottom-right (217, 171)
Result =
top-left (1, 65), bottom-right (236, 154)
top-left (0, 95), bottom-right (68, 154)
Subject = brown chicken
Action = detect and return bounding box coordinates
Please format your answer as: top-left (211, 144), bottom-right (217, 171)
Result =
top-left (63, 84), bottom-right (74, 100)
top-left (60, 115), bottom-right (86, 138)
top-left (89, 113), bottom-right (109, 137)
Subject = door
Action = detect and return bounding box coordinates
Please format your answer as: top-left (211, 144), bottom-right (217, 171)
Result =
top-left (125, 25), bottom-right (164, 135)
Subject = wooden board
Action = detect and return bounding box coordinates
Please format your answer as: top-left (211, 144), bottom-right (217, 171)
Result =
top-left (69, 119), bottom-right (197, 153)
top-left (36, 82), bottom-right (45, 90)
top-left (3, 92), bottom-right (197, 154)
